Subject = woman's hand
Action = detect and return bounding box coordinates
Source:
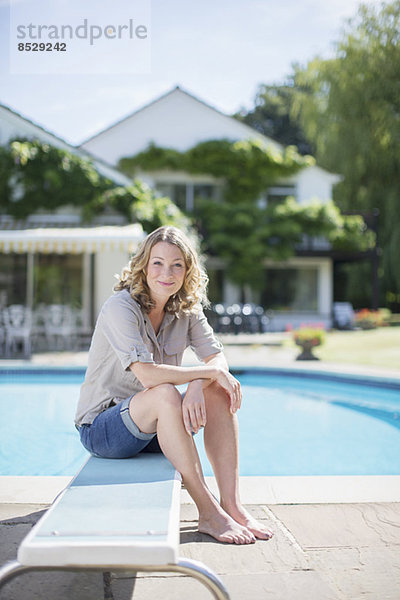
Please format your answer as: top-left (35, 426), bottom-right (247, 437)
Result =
top-left (182, 380), bottom-right (207, 435)
top-left (214, 369), bottom-right (242, 414)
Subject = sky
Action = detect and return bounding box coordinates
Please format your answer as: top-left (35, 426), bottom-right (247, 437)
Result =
top-left (0, 0), bottom-right (381, 147)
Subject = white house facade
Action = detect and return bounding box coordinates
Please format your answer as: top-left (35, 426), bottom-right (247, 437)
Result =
top-left (81, 86), bottom-right (340, 329)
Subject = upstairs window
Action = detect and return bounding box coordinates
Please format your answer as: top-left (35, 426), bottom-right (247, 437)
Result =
top-left (266, 184), bottom-right (296, 206)
top-left (155, 182), bottom-right (221, 213)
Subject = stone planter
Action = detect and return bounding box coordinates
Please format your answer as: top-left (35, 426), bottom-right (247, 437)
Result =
top-left (295, 339), bottom-right (321, 361)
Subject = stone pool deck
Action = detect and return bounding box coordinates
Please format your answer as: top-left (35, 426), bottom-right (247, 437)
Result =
top-left (0, 334), bottom-right (399, 599)
top-left (1, 501), bottom-right (399, 599)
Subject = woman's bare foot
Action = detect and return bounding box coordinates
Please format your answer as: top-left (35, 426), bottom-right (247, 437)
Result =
top-left (198, 507), bottom-right (256, 545)
top-left (222, 503), bottom-right (274, 540)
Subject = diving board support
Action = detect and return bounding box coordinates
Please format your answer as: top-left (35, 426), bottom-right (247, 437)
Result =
top-left (0, 558), bottom-right (230, 599)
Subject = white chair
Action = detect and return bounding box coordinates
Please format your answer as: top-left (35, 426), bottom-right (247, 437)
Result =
top-left (3, 305), bottom-right (32, 357)
top-left (44, 304), bottom-right (75, 350)
top-left (333, 302), bottom-right (355, 330)
top-left (0, 312), bottom-right (4, 356)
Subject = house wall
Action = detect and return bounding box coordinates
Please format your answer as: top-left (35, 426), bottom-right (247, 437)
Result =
top-left (293, 165), bottom-right (341, 204)
top-left (94, 249), bottom-right (130, 317)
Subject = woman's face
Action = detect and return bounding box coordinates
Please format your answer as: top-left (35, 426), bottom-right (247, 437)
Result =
top-left (146, 241), bottom-right (187, 305)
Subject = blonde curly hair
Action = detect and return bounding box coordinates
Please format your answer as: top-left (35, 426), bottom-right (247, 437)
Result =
top-left (113, 226), bottom-right (210, 313)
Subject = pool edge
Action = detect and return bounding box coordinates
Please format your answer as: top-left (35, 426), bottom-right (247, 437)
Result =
top-left (1, 363), bottom-right (399, 387)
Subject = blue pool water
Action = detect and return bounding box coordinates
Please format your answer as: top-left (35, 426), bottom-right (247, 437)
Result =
top-left (1, 368), bottom-right (399, 476)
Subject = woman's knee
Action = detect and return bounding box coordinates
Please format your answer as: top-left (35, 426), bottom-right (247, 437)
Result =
top-left (153, 383), bottom-right (182, 409)
top-left (205, 381), bottom-right (230, 410)
top-left (206, 380), bottom-right (227, 400)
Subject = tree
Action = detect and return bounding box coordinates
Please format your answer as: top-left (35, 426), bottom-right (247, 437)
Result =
top-left (0, 139), bottom-right (114, 218)
top-left (0, 139), bottom-right (190, 234)
top-left (235, 84), bottom-right (313, 155)
top-left (120, 141), bottom-right (374, 295)
top-left (292, 0), bottom-right (400, 308)
top-left (198, 197), bottom-right (373, 291)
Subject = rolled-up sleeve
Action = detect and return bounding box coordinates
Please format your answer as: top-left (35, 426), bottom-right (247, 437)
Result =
top-left (189, 309), bottom-right (224, 361)
top-left (100, 294), bottom-right (154, 371)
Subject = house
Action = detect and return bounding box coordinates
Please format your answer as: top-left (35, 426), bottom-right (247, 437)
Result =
top-left (0, 103), bottom-right (144, 328)
top-left (81, 86), bottom-right (341, 329)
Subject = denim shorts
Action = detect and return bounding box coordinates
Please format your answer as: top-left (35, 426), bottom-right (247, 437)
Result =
top-left (78, 397), bottom-right (162, 459)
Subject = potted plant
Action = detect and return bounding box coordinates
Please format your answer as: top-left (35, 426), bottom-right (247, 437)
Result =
top-left (293, 326), bottom-right (326, 361)
top-left (354, 308), bottom-right (391, 329)
top-left (354, 309), bottom-right (379, 329)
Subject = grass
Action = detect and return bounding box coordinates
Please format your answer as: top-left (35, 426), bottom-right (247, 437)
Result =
top-left (289, 327), bottom-right (400, 371)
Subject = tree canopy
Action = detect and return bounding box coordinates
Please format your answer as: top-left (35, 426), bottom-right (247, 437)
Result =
top-left (0, 139), bottom-right (190, 233)
top-left (235, 84), bottom-right (313, 155)
top-left (120, 140), bottom-right (374, 292)
top-left (291, 0), bottom-right (400, 306)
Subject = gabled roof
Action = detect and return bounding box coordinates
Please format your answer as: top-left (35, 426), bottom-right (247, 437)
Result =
top-left (0, 102), bottom-right (75, 149)
top-left (79, 85), bottom-right (283, 151)
top-left (0, 102), bottom-right (131, 186)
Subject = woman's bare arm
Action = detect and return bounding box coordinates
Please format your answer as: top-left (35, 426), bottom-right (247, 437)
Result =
top-left (130, 351), bottom-right (239, 401)
top-left (129, 361), bottom-right (220, 389)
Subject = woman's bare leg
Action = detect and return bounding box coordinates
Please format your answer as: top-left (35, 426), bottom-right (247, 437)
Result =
top-left (203, 382), bottom-right (274, 540)
top-left (129, 383), bottom-right (255, 544)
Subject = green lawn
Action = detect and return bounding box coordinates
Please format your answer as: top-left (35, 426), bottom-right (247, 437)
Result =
top-left (292, 327), bottom-right (400, 371)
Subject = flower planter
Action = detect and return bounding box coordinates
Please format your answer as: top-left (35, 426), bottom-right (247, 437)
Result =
top-left (295, 339), bottom-right (321, 361)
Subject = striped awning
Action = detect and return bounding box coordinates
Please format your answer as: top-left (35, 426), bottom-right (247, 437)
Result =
top-left (0, 223), bottom-right (144, 254)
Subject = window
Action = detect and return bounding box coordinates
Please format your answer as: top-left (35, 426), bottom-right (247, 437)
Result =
top-left (33, 254), bottom-right (83, 308)
top-left (266, 185), bottom-right (296, 206)
top-left (0, 254), bottom-right (27, 307)
top-left (155, 182), bottom-right (220, 212)
top-left (261, 267), bottom-right (318, 312)
top-left (193, 184), bottom-right (216, 201)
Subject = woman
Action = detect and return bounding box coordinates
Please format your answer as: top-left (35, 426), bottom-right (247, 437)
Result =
top-left (75, 226), bottom-right (273, 545)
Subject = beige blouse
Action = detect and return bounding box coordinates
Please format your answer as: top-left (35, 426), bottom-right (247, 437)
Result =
top-left (75, 289), bottom-right (223, 426)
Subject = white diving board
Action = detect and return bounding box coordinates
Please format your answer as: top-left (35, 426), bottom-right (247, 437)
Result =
top-left (0, 454), bottom-right (229, 599)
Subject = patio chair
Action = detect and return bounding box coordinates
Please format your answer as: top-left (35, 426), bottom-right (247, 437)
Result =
top-left (0, 454), bottom-right (229, 599)
top-left (2, 305), bottom-right (32, 357)
top-left (70, 308), bottom-right (93, 350)
top-left (0, 314), bottom-right (4, 357)
top-left (333, 302), bottom-right (355, 330)
top-left (43, 304), bottom-right (75, 350)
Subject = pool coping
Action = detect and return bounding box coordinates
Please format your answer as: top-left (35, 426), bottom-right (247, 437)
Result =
top-left (1, 475), bottom-right (400, 505)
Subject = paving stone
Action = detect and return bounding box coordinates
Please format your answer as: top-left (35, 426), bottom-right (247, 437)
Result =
top-left (308, 546), bottom-right (400, 600)
top-left (177, 517), bottom-right (308, 575)
top-left (113, 571), bottom-right (340, 600)
top-left (180, 503), bottom-right (199, 522)
top-left (270, 503), bottom-right (400, 549)
top-left (0, 569), bottom-right (105, 600)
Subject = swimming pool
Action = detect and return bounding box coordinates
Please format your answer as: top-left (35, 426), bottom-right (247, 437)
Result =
top-left (1, 367), bottom-right (399, 476)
